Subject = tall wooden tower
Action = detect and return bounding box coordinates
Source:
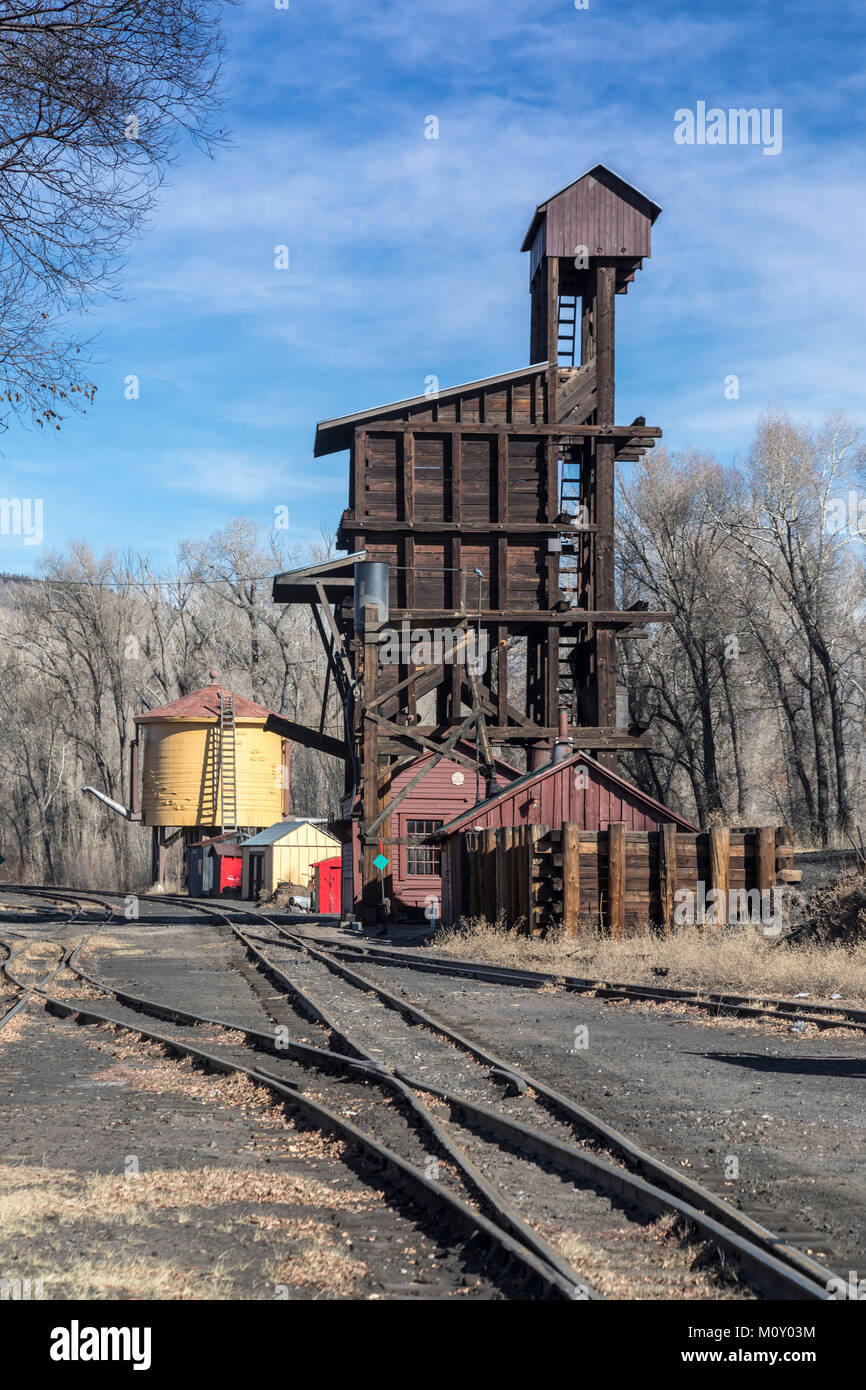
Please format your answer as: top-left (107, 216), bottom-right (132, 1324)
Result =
top-left (272, 165), bottom-right (670, 925)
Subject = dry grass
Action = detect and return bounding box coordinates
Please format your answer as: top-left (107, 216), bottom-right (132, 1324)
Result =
top-left (0, 1164), bottom-right (374, 1300)
top-left (429, 908), bottom-right (866, 1007)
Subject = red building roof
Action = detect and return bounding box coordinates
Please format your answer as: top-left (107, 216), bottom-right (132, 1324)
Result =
top-left (135, 675), bottom-right (276, 723)
top-left (435, 749), bottom-right (698, 836)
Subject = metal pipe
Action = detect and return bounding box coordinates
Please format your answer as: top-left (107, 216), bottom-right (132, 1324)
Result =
top-left (552, 708), bottom-right (573, 765)
top-left (81, 786), bottom-right (135, 821)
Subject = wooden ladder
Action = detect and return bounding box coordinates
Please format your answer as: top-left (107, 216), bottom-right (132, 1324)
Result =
top-left (556, 294), bottom-right (578, 367)
top-left (218, 691), bottom-right (238, 835)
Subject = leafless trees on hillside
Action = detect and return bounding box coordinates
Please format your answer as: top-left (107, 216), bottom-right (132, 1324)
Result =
top-left (0, 522), bottom-right (342, 887)
top-left (618, 413), bottom-right (866, 843)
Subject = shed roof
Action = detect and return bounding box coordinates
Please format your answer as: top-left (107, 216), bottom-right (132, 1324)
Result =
top-left (207, 840), bottom-right (244, 858)
top-left (314, 363), bottom-right (549, 457)
top-left (521, 164), bottom-right (662, 252)
top-left (136, 676), bottom-right (276, 723)
top-left (434, 749), bottom-right (698, 836)
top-left (243, 819), bottom-right (340, 848)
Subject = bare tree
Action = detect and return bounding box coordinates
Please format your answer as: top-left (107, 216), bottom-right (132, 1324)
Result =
top-left (0, 0), bottom-right (231, 431)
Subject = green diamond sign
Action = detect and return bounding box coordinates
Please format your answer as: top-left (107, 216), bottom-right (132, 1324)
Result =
top-left (373, 853), bottom-right (389, 871)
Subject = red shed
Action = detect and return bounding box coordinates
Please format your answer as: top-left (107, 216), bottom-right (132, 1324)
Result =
top-left (207, 840), bottom-right (243, 897)
top-left (340, 744), bottom-right (521, 923)
top-left (313, 856), bottom-right (342, 914)
top-left (437, 748), bottom-right (696, 926)
top-left (436, 749), bottom-right (697, 837)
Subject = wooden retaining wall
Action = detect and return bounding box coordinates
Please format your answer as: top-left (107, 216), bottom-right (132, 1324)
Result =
top-left (447, 823), bottom-right (799, 936)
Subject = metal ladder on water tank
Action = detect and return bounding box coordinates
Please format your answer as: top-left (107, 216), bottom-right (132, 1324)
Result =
top-left (217, 691), bottom-right (238, 835)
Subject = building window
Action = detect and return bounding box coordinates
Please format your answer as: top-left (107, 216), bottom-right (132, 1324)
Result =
top-left (406, 819), bottom-right (443, 876)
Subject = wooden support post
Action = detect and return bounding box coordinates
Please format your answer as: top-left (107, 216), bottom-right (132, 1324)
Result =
top-left (594, 264), bottom-right (617, 772)
top-left (501, 826), bottom-right (516, 924)
top-left (774, 824), bottom-right (802, 886)
top-left (562, 822), bottom-right (581, 937)
top-left (659, 823), bottom-right (678, 935)
top-left (526, 824), bottom-right (545, 936)
top-left (495, 827), bottom-right (507, 923)
top-left (756, 826), bottom-right (777, 913)
top-left (482, 828), bottom-right (497, 920)
top-left (466, 831), bottom-right (479, 918)
top-left (708, 825), bottom-right (730, 926)
top-left (607, 821), bottom-right (626, 939)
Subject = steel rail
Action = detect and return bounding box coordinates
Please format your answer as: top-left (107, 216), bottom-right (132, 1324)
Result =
top-left (304, 936), bottom-right (866, 1034)
top-left (0, 890), bottom-right (116, 1030)
top-left (61, 924), bottom-right (596, 1299)
top-left (227, 907), bottom-right (836, 1300)
top-left (63, 910), bottom-right (826, 1300)
top-left (30, 953), bottom-right (576, 1300)
top-left (4, 885), bottom-right (839, 1299)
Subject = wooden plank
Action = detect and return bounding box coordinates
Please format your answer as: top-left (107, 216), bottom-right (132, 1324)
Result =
top-left (361, 422), bottom-right (661, 438)
top-left (756, 826), bottom-right (777, 896)
top-left (708, 825), bottom-right (730, 926)
top-left (607, 821), bottom-right (626, 940)
top-left (659, 823), bottom-right (678, 934)
top-left (562, 822), bottom-right (581, 937)
top-left (403, 432), bottom-right (414, 522)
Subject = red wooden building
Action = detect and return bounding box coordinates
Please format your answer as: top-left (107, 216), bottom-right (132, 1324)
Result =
top-left (339, 743), bottom-right (520, 922)
top-left (436, 749), bottom-right (698, 836)
top-left (436, 749), bottom-right (698, 925)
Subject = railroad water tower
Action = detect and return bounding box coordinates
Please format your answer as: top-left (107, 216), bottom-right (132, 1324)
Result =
top-left (84, 673), bottom-right (290, 886)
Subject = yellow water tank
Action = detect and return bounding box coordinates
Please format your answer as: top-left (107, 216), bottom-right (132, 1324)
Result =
top-left (135, 675), bottom-right (288, 828)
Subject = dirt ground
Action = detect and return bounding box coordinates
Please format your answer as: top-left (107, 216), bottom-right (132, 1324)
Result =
top-left (348, 951), bottom-right (866, 1277)
top-left (3, 903), bottom-right (863, 1300)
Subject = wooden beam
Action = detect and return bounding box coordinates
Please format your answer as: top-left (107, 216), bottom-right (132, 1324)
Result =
top-left (607, 821), bottom-right (626, 940)
top-left (362, 421), bottom-right (661, 438)
top-left (263, 714), bottom-right (345, 761)
top-left (659, 823), bottom-right (678, 934)
top-left (363, 707), bottom-right (480, 840)
top-left (377, 724), bottom-right (650, 748)
top-left (563, 822), bottom-right (581, 937)
top-left (366, 711), bottom-right (480, 774)
top-left (386, 609), bottom-right (671, 625)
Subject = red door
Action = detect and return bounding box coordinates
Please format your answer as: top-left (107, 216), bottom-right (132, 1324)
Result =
top-left (315, 857), bottom-right (342, 913)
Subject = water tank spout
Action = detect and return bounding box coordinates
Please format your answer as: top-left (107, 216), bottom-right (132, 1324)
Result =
top-left (81, 786), bottom-right (138, 821)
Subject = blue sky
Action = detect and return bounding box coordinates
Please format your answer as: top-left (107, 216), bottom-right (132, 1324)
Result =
top-left (2, 0), bottom-right (865, 572)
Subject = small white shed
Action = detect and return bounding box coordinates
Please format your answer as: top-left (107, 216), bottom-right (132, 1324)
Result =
top-left (241, 819), bottom-right (340, 899)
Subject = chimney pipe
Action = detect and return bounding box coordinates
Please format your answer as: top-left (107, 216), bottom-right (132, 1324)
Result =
top-left (552, 708), bottom-right (573, 765)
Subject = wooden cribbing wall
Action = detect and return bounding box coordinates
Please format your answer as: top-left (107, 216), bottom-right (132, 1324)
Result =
top-left (450, 824), bottom-right (800, 936)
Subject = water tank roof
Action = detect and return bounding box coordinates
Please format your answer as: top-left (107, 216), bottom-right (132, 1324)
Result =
top-left (135, 678), bottom-right (276, 723)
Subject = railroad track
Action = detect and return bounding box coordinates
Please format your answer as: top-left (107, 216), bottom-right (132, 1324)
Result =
top-left (305, 935), bottom-right (866, 1035)
top-left (0, 887), bottom-right (578, 1300)
top-left (0, 887), bottom-right (116, 1031)
top-left (17, 886), bottom-right (842, 1300)
top-left (0, 885), bottom-right (844, 1299)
